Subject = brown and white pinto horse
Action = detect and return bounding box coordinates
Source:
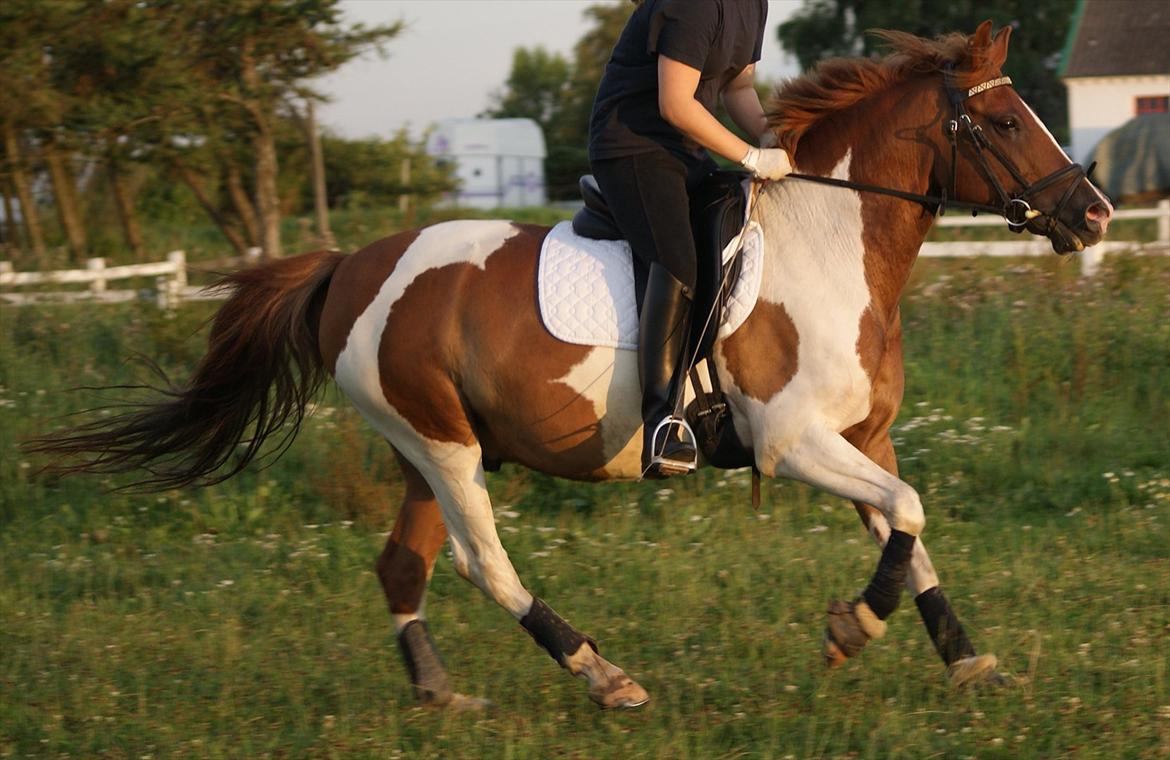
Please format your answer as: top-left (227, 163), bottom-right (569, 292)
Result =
top-left (32, 23), bottom-right (1112, 709)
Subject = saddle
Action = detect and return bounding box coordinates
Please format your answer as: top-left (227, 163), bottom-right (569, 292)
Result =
top-left (571, 171), bottom-right (755, 471)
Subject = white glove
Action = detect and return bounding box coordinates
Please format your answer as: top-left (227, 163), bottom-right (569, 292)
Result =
top-left (739, 146), bottom-right (792, 180)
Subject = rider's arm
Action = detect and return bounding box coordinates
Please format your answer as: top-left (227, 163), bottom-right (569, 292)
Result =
top-left (658, 54), bottom-right (751, 165)
top-left (721, 64), bottom-right (768, 141)
top-left (658, 55), bottom-right (790, 179)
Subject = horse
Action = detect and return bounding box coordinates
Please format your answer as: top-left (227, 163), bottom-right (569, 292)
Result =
top-left (29, 22), bottom-right (1112, 710)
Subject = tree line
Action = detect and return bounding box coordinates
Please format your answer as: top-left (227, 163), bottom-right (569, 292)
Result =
top-left (2, 1), bottom-right (1078, 263)
top-left (0, 0), bottom-right (452, 266)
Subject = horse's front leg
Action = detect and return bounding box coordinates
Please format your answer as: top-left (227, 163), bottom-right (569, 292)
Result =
top-left (761, 427), bottom-right (994, 683)
top-left (846, 498), bottom-right (1001, 686)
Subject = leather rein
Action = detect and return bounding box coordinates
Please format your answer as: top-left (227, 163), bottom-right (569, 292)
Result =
top-left (785, 72), bottom-right (1091, 233)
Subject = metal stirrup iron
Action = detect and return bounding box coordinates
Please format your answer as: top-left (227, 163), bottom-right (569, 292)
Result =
top-left (646, 416), bottom-right (699, 476)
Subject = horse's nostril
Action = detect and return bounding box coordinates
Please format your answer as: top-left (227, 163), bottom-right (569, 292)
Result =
top-left (1085, 201), bottom-right (1112, 235)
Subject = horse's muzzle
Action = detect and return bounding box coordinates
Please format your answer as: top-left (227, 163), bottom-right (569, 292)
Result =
top-left (1036, 198), bottom-right (1113, 255)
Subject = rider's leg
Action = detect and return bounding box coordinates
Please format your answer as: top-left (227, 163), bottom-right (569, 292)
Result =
top-left (591, 150), bottom-right (701, 477)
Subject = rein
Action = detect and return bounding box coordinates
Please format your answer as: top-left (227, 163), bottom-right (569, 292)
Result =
top-left (784, 72), bottom-right (1091, 231)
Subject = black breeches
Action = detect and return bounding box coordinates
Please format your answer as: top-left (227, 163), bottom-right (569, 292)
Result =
top-left (590, 150), bottom-right (714, 295)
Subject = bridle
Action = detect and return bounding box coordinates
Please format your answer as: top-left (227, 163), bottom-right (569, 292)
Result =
top-left (785, 69), bottom-right (1092, 234)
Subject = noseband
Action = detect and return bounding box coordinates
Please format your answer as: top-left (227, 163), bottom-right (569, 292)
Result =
top-left (786, 70), bottom-right (1092, 233)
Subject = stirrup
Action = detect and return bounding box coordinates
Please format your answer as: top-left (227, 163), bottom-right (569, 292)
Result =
top-left (644, 416), bottom-right (698, 477)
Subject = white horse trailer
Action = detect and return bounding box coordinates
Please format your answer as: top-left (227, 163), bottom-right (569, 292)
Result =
top-left (427, 118), bottom-right (547, 209)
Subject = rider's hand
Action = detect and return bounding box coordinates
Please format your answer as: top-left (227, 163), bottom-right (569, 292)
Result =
top-left (740, 146), bottom-right (792, 180)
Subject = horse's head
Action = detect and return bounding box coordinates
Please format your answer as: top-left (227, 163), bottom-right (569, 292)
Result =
top-left (943, 22), bottom-right (1112, 253)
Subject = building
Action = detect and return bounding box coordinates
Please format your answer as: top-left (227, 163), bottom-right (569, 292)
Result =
top-left (1061, 0), bottom-right (1170, 164)
top-left (425, 118), bottom-right (547, 209)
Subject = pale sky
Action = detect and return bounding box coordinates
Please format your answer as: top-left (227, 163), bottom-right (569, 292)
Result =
top-left (316, 0), bottom-right (803, 140)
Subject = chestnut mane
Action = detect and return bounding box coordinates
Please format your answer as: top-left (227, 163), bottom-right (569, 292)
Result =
top-left (767, 29), bottom-right (1006, 153)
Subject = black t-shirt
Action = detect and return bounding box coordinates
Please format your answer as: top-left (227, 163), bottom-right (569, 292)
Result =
top-left (588, 0), bottom-right (767, 166)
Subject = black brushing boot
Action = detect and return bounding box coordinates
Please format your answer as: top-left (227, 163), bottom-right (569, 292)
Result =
top-left (639, 263), bottom-right (697, 478)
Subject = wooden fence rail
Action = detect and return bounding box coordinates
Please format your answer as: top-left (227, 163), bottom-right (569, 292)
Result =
top-left (0, 251), bottom-right (194, 308)
top-left (2, 200), bottom-right (1168, 307)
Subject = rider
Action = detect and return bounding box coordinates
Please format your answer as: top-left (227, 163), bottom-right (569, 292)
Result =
top-left (588, 0), bottom-right (793, 478)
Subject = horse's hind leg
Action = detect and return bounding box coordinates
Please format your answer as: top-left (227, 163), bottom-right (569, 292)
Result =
top-left (377, 451), bottom-right (490, 708)
top-left (409, 438), bottom-right (648, 709)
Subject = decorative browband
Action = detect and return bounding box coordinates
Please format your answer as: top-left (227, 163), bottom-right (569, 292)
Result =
top-left (966, 76), bottom-right (1013, 98)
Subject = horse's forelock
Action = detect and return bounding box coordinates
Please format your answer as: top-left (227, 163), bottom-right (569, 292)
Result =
top-left (766, 26), bottom-right (1008, 154)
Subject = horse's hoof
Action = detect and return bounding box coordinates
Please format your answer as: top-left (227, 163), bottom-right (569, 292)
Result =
top-left (416, 688), bottom-right (493, 711)
top-left (823, 598), bottom-right (885, 667)
top-left (590, 675), bottom-right (650, 710)
top-left (822, 630), bottom-right (849, 668)
top-left (947, 654), bottom-right (1007, 688)
top-left (446, 693), bottom-right (495, 712)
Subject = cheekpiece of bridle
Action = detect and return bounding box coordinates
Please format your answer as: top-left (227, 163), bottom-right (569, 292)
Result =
top-left (940, 65), bottom-right (1092, 234)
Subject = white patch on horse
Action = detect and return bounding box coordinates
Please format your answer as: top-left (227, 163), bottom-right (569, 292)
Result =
top-left (738, 149), bottom-right (874, 458)
top-left (552, 346), bottom-right (643, 477)
top-left (334, 220), bottom-right (534, 621)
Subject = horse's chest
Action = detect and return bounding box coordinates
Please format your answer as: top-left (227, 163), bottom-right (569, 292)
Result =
top-left (721, 177), bottom-right (877, 439)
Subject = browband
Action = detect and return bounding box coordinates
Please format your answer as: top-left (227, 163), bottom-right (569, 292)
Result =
top-left (966, 76), bottom-right (1013, 99)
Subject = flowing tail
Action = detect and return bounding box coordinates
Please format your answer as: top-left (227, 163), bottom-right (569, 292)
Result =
top-left (25, 250), bottom-right (347, 490)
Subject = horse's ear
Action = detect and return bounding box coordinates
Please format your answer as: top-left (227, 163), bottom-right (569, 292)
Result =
top-left (969, 20), bottom-right (1010, 71)
top-left (971, 19), bottom-right (994, 49)
top-left (987, 25), bottom-right (1012, 69)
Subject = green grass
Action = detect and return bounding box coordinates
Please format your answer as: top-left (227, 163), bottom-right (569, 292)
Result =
top-left (1, 250), bottom-right (1168, 758)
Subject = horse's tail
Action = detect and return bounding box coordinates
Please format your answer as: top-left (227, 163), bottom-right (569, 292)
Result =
top-left (26, 249), bottom-right (347, 490)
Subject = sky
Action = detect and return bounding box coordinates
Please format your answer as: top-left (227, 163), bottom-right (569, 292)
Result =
top-left (316, 0), bottom-right (804, 140)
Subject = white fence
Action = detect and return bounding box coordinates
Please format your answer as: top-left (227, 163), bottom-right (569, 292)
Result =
top-left (1, 201), bottom-right (1168, 307)
top-left (0, 250), bottom-right (201, 308)
top-left (925, 198), bottom-right (1170, 276)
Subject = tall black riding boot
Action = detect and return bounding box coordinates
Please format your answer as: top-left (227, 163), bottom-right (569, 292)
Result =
top-left (639, 263), bottom-right (696, 478)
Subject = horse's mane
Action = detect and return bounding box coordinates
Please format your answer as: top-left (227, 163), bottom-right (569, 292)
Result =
top-left (767, 29), bottom-right (1005, 153)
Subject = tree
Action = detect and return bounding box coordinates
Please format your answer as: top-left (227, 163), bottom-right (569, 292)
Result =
top-left (483, 48), bottom-right (573, 136)
top-left (777, 0), bottom-right (1079, 143)
top-left (485, 2), bottom-right (633, 200)
top-left (0, 0), bottom-right (75, 262)
top-left (319, 130), bottom-right (455, 211)
top-left (153, 0), bottom-right (400, 258)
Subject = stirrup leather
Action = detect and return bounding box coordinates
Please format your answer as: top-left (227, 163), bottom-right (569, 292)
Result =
top-left (645, 416), bottom-right (698, 476)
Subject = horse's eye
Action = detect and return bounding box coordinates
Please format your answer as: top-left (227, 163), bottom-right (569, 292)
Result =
top-left (997, 116), bottom-right (1019, 132)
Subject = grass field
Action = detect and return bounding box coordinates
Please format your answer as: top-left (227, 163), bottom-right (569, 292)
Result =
top-left (1, 243), bottom-right (1168, 757)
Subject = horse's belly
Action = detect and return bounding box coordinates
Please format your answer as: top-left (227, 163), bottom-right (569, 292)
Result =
top-left (473, 345), bottom-right (644, 480)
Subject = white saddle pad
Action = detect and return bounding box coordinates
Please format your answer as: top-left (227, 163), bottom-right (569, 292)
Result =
top-left (537, 219), bottom-right (763, 351)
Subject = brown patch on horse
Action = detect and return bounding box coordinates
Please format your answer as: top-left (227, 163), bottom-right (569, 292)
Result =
top-left (451, 226), bottom-right (619, 478)
top-left (318, 229), bottom-right (422, 374)
top-left (721, 300), bottom-right (800, 403)
top-left (377, 451), bottom-right (448, 615)
top-left (349, 223), bottom-right (615, 476)
top-left (766, 21), bottom-right (1010, 155)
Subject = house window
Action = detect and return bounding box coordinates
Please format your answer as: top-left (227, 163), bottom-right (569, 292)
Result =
top-left (1135, 96), bottom-right (1169, 115)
